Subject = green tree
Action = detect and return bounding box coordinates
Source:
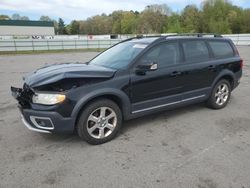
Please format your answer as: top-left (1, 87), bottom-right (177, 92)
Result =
top-left (11, 13), bottom-right (29, 20)
top-left (39, 16), bottom-right (52, 22)
top-left (85, 15), bottom-right (112, 35)
top-left (226, 5), bottom-right (246, 34)
top-left (69, 20), bottom-right (80, 34)
top-left (58, 18), bottom-right (66, 34)
top-left (145, 4), bottom-right (172, 16)
top-left (166, 13), bottom-right (183, 33)
top-left (120, 11), bottom-right (138, 34)
top-left (242, 9), bottom-right (250, 33)
top-left (0, 15), bottom-right (10, 20)
top-left (201, 0), bottom-right (233, 33)
top-left (47, 2), bottom-right (250, 35)
top-left (137, 7), bottom-right (167, 33)
top-left (181, 5), bottom-right (201, 33)
top-left (111, 11), bottom-right (123, 34)
top-left (78, 20), bottom-right (89, 34)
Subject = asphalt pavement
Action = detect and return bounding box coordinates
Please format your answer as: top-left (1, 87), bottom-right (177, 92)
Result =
top-left (0, 47), bottom-right (250, 188)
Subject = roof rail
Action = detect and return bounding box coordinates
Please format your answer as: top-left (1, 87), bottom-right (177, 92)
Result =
top-left (120, 37), bottom-right (138, 42)
top-left (135, 34), bottom-right (163, 39)
top-left (126, 33), bottom-right (222, 41)
top-left (119, 33), bottom-right (222, 44)
top-left (119, 35), bottom-right (163, 43)
top-left (165, 33), bottom-right (223, 38)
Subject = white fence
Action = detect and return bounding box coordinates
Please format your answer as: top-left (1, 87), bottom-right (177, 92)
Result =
top-left (0, 39), bottom-right (123, 52)
top-left (0, 34), bottom-right (249, 52)
top-left (222, 34), bottom-right (250, 45)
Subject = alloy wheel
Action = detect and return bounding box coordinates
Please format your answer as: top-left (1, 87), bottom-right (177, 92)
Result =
top-left (215, 83), bottom-right (229, 106)
top-left (87, 107), bottom-right (117, 139)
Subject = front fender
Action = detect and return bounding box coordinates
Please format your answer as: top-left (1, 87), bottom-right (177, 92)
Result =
top-left (71, 88), bottom-right (131, 123)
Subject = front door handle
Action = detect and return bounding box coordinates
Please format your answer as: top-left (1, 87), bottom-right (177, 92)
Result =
top-left (170, 71), bottom-right (182, 77)
top-left (208, 65), bottom-right (216, 71)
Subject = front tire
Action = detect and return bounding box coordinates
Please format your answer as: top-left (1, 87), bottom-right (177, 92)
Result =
top-left (207, 79), bottom-right (231, 109)
top-left (77, 99), bottom-right (122, 145)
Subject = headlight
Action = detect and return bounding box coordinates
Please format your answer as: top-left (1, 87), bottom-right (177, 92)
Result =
top-left (32, 93), bottom-right (66, 105)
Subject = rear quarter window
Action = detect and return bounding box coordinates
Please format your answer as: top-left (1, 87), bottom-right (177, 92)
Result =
top-left (208, 41), bottom-right (234, 58)
top-left (182, 40), bottom-right (210, 63)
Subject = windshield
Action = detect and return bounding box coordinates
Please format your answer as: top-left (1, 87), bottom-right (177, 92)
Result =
top-left (89, 42), bottom-right (147, 69)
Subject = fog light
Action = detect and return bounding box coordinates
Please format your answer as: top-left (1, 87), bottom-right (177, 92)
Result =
top-left (30, 116), bottom-right (54, 130)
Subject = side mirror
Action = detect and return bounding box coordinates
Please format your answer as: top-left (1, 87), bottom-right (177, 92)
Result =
top-left (136, 62), bottom-right (158, 75)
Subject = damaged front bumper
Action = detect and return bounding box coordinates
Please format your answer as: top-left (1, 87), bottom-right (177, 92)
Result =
top-left (11, 86), bottom-right (33, 107)
top-left (11, 86), bottom-right (75, 134)
top-left (20, 114), bottom-right (51, 133)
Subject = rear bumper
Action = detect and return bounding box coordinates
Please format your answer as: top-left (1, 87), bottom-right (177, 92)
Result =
top-left (233, 79), bottom-right (240, 90)
top-left (19, 107), bottom-right (75, 134)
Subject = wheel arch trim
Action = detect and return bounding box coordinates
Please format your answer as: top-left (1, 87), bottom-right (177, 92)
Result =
top-left (71, 88), bottom-right (131, 124)
top-left (212, 70), bottom-right (235, 89)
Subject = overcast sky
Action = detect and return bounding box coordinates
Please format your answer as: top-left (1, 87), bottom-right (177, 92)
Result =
top-left (0, 0), bottom-right (249, 23)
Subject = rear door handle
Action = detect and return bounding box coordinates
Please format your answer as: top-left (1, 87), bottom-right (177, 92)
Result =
top-left (170, 71), bottom-right (182, 77)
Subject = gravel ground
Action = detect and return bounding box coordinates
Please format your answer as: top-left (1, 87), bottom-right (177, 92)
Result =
top-left (0, 47), bottom-right (250, 188)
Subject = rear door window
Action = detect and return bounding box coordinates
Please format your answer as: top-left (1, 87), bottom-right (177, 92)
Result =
top-left (208, 41), bottom-right (234, 58)
top-left (182, 40), bottom-right (210, 63)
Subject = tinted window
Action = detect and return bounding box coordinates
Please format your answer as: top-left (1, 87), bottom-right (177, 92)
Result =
top-left (208, 41), bottom-right (234, 58)
top-left (89, 42), bottom-right (146, 69)
top-left (141, 42), bottom-right (180, 68)
top-left (182, 40), bottom-right (209, 63)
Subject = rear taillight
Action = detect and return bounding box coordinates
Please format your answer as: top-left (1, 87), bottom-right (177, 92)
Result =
top-left (240, 59), bottom-right (243, 69)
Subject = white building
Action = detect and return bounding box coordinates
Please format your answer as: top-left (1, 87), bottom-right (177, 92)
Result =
top-left (0, 20), bottom-right (55, 36)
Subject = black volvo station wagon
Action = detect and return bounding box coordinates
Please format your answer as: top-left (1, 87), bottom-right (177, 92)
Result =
top-left (11, 34), bottom-right (243, 144)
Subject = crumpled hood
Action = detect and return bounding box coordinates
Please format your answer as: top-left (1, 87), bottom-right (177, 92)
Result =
top-left (24, 63), bottom-right (116, 88)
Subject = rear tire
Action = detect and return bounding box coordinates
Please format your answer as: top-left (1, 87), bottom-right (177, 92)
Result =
top-left (207, 79), bottom-right (231, 109)
top-left (77, 99), bottom-right (122, 145)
